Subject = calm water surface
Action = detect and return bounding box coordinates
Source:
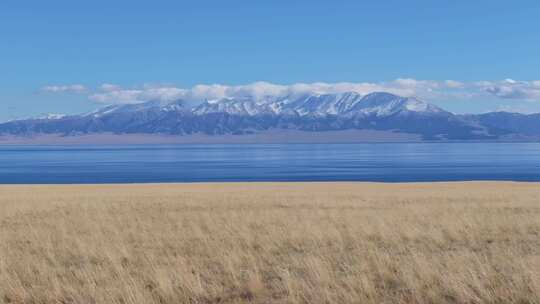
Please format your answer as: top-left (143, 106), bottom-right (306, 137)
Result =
top-left (0, 143), bottom-right (539, 183)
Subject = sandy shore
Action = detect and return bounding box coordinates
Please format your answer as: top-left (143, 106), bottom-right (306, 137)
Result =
top-left (2, 180), bottom-right (538, 195)
top-left (1, 182), bottom-right (540, 303)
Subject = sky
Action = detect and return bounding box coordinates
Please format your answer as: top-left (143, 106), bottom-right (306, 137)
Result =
top-left (1, 0), bottom-right (540, 121)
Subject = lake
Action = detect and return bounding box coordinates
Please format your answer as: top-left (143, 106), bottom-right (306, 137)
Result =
top-left (0, 143), bottom-right (539, 184)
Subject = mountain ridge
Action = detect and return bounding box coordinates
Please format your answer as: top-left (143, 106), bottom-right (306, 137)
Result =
top-left (1, 92), bottom-right (539, 142)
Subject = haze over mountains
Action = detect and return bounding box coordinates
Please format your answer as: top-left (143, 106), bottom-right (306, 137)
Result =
top-left (1, 92), bottom-right (540, 142)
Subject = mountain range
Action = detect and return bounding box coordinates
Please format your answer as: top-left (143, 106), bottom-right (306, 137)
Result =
top-left (1, 92), bottom-right (540, 142)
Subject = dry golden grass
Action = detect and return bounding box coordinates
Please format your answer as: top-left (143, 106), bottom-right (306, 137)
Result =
top-left (1, 182), bottom-right (540, 304)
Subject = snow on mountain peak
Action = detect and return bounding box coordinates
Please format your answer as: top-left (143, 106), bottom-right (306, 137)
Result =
top-left (353, 92), bottom-right (443, 116)
top-left (85, 99), bottom-right (187, 117)
top-left (85, 92), bottom-right (443, 118)
top-left (39, 113), bottom-right (67, 120)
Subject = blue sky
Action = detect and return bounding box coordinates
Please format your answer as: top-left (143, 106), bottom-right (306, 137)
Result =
top-left (1, 0), bottom-right (540, 121)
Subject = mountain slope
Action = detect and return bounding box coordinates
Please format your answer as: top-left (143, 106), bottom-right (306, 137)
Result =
top-left (1, 92), bottom-right (538, 141)
top-left (192, 92), bottom-right (446, 117)
top-left (468, 112), bottom-right (540, 137)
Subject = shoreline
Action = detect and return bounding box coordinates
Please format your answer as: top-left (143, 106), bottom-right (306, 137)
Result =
top-left (1, 131), bottom-right (539, 145)
top-left (1, 180), bottom-right (538, 187)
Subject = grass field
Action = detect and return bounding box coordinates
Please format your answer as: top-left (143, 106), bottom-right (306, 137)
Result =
top-left (1, 182), bottom-right (540, 304)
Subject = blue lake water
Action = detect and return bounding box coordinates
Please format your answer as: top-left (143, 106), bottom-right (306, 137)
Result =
top-left (0, 143), bottom-right (539, 184)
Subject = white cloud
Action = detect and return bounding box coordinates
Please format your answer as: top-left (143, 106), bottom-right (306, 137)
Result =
top-left (474, 80), bottom-right (540, 100)
top-left (43, 79), bottom-right (540, 105)
top-left (87, 81), bottom-right (419, 104)
top-left (89, 86), bottom-right (187, 104)
top-left (100, 83), bottom-right (122, 92)
top-left (444, 80), bottom-right (464, 88)
top-left (188, 82), bottom-right (289, 102)
top-left (41, 84), bottom-right (87, 93)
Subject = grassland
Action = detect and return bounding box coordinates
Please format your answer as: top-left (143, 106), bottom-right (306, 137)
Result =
top-left (1, 182), bottom-right (540, 304)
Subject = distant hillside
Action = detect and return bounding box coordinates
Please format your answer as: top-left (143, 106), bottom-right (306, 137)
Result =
top-left (1, 92), bottom-right (539, 142)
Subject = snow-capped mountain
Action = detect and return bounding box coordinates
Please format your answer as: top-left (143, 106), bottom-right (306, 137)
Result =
top-left (85, 100), bottom-right (187, 118)
top-left (193, 98), bottom-right (278, 116)
top-left (38, 113), bottom-right (67, 120)
top-left (347, 92), bottom-right (443, 116)
top-left (192, 92), bottom-right (446, 117)
top-left (1, 92), bottom-right (539, 141)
